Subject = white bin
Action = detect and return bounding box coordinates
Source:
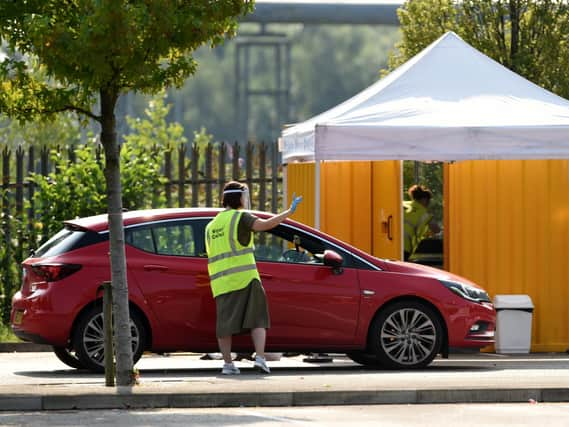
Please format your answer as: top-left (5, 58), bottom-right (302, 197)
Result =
top-left (494, 294), bottom-right (534, 354)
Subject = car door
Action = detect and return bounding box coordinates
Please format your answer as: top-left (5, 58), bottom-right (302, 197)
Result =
top-left (126, 218), bottom-right (216, 350)
top-left (249, 225), bottom-right (361, 347)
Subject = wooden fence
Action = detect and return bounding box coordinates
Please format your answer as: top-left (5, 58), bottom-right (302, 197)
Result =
top-left (2, 140), bottom-right (283, 231)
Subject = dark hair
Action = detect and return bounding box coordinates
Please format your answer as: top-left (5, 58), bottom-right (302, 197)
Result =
top-left (408, 184), bottom-right (432, 203)
top-left (222, 181), bottom-right (246, 209)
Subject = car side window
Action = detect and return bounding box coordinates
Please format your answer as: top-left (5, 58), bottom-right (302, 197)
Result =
top-left (153, 223), bottom-right (196, 256)
top-left (254, 225), bottom-right (373, 269)
top-left (125, 219), bottom-right (209, 257)
top-left (254, 232), bottom-right (312, 263)
top-left (254, 226), bottom-right (325, 265)
top-left (126, 227), bottom-right (155, 253)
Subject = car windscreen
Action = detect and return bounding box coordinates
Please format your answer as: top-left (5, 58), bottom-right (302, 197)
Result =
top-left (34, 226), bottom-right (107, 257)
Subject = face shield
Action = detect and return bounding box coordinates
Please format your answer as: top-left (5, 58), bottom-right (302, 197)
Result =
top-left (223, 186), bottom-right (251, 210)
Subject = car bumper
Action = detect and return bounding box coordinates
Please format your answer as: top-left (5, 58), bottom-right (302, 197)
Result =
top-left (446, 301), bottom-right (496, 349)
top-left (10, 291), bottom-right (71, 347)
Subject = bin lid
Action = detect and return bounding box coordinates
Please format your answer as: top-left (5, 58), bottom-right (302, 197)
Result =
top-left (493, 294), bottom-right (534, 310)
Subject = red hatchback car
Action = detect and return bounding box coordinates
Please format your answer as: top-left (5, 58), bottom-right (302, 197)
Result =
top-left (11, 208), bottom-right (495, 372)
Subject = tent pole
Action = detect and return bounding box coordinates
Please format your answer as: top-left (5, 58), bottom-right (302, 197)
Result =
top-left (315, 160), bottom-right (321, 229)
top-left (282, 163), bottom-right (288, 211)
top-left (399, 160), bottom-right (404, 260)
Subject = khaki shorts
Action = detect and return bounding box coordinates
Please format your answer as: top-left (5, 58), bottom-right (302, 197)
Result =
top-left (215, 280), bottom-right (270, 338)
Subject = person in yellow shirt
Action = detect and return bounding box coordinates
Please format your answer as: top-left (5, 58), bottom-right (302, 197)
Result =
top-left (403, 184), bottom-right (440, 262)
top-left (205, 180), bottom-right (302, 375)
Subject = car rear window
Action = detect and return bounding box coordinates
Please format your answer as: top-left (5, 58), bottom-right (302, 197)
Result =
top-left (34, 226), bottom-right (107, 257)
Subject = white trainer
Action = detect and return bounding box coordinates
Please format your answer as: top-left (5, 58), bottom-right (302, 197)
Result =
top-left (254, 356), bottom-right (271, 374)
top-left (221, 363), bottom-right (240, 375)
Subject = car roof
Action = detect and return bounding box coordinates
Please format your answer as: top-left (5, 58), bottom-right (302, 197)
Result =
top-left (64, 207), bottom-right (384, 269)
top-left (64, 208), bottom-right (274, 233)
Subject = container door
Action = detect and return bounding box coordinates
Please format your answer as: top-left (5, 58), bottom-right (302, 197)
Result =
top-left (320, 161), bottom-right (373, 253)
top-left (372, 161), bottom-right (402, 260)
top-left (286, 162), bottom-right (316, 228)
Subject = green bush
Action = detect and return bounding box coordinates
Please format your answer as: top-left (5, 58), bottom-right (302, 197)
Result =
top-left (0, 321), bottom-right (19, 343)
top-left (29, 144), bottom-right (107, 238)
top-left (0, 196), bottom-right (20, 324)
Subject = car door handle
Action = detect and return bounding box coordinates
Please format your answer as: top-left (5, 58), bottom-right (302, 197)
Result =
top-left (143, 264), bottom-right (169, 271)
top-left (260, 273), bottom-right (273, 280)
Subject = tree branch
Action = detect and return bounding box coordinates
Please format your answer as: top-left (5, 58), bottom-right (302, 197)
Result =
top-left (50, 105), bottom-right (101, 122)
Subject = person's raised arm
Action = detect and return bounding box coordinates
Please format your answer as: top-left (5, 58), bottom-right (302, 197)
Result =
top-left (252, 194), bottom-right (303, 232)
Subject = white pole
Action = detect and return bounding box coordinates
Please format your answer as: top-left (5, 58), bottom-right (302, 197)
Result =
top-left (282, 163), bottom-right (288, 211)
top-left (315, 160), bottom-right (321, 229)
top-left (399, 160), bottom-right (404, 260)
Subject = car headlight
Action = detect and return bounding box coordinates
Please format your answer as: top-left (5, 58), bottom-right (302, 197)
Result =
top-left (440, 280), bottom-right (491, 303)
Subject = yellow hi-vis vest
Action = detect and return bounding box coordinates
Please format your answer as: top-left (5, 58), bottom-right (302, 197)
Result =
top-left (403, 200), bottom-right (432, 256)
top-left (205, 209), bottom-right (260, 298)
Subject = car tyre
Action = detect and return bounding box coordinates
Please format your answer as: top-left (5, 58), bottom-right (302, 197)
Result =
top-left (73, 305), bottom-right (146, 373)
top-left (53, 346), bottom-right (86, 370)
top-left (346, 351), bottom-right (384, 368)
top-left (369, 300), bottom-right (442, 369)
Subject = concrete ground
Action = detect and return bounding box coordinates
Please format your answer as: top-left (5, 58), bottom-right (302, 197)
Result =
top-left (1, 349), bottom-right (569, 411)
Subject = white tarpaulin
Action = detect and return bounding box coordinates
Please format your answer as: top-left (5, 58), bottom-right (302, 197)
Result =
top-left (281, 31), bottom-right (569, 162)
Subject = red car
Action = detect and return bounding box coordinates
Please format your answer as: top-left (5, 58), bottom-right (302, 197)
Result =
top-left (11, 208), bottom-right (495, 372)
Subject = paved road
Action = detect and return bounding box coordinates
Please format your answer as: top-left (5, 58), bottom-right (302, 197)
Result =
top-left (1, 351), bottom-right (569, 411)
top-left (2, 404), bottom-right (569, 426)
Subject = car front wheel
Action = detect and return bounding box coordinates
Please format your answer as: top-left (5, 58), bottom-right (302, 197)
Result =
top-left (369, 301), bottom-right (443, 369)
top-left (346, 351), bottom-right (384, 368)
top-left (73, 305), bottom-right (146, 373)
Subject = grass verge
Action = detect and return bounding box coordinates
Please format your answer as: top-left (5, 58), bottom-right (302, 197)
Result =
top-left (0, 322), bottom-right (20, 343)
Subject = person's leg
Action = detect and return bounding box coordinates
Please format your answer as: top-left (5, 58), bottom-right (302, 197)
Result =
top-left (217, 336), bottom-right (233, 364)
top-left (251, 327), bottom-right (266, 358)
top-left (218, 335), bottom-right (240, 374)
top-left (251, 328), bottom-right (270, 373)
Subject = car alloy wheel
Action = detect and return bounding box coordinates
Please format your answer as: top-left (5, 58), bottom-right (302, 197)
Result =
top-left (370, 301), bottom-right (442, 369)
top-left (73, 305), bottom-right (145, 372)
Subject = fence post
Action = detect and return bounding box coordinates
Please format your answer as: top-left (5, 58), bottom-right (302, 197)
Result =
top-left (259, 143), bottom-right (267, 211)
top-left (232, 142), bottom-right (240, 181)
top-left (164, 147), bottom-right (172, 208)
top-left (205, 143), bottom-right (213, 207)
top-left (102, 281), bottom-right (115, 387)
top-left (40, 146), bottom-right (50, 242)
top-left (271, 141), bottom-right (279, 213)
top-left (191, 143), bottom-right (199, 207)
top-left (178, 144), bottom-right (186, 208)
top-left (246, 142), bottom-right (254, 198)
top-left (218, 142), bottom-right (226, 204)
top-left (68, 144), bottom-right (76, 164)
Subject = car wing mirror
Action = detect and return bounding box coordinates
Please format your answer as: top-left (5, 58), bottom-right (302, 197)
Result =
top-left (320, 249), bottom-right (344, 275)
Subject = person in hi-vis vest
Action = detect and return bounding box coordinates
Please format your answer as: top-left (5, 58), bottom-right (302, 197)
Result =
top-left (205, 181), bottom-right (302, 375)
top-left (403, 184), bottom-right (441, 262)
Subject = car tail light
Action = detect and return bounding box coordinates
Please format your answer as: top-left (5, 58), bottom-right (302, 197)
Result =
top-left (31, 263), bottom-right (82, 282)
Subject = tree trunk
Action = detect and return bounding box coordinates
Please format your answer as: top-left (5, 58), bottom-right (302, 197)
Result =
top-left (100, 88), bottom-right (134, 387)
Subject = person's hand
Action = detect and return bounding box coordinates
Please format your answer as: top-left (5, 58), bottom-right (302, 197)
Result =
top-left (290, 193), bottom-right (303, 213)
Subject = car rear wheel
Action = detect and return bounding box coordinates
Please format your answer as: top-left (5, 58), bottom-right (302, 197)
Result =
top-left (369, 301), bottom-right (442, 369)
top-left (53, 346), bottom-right (86, 370)
top-left (73, 305), bottom-right (146, 373)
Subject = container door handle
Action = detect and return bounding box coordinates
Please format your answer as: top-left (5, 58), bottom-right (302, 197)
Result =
top-left (387, 215), bottom-right (393, 241)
